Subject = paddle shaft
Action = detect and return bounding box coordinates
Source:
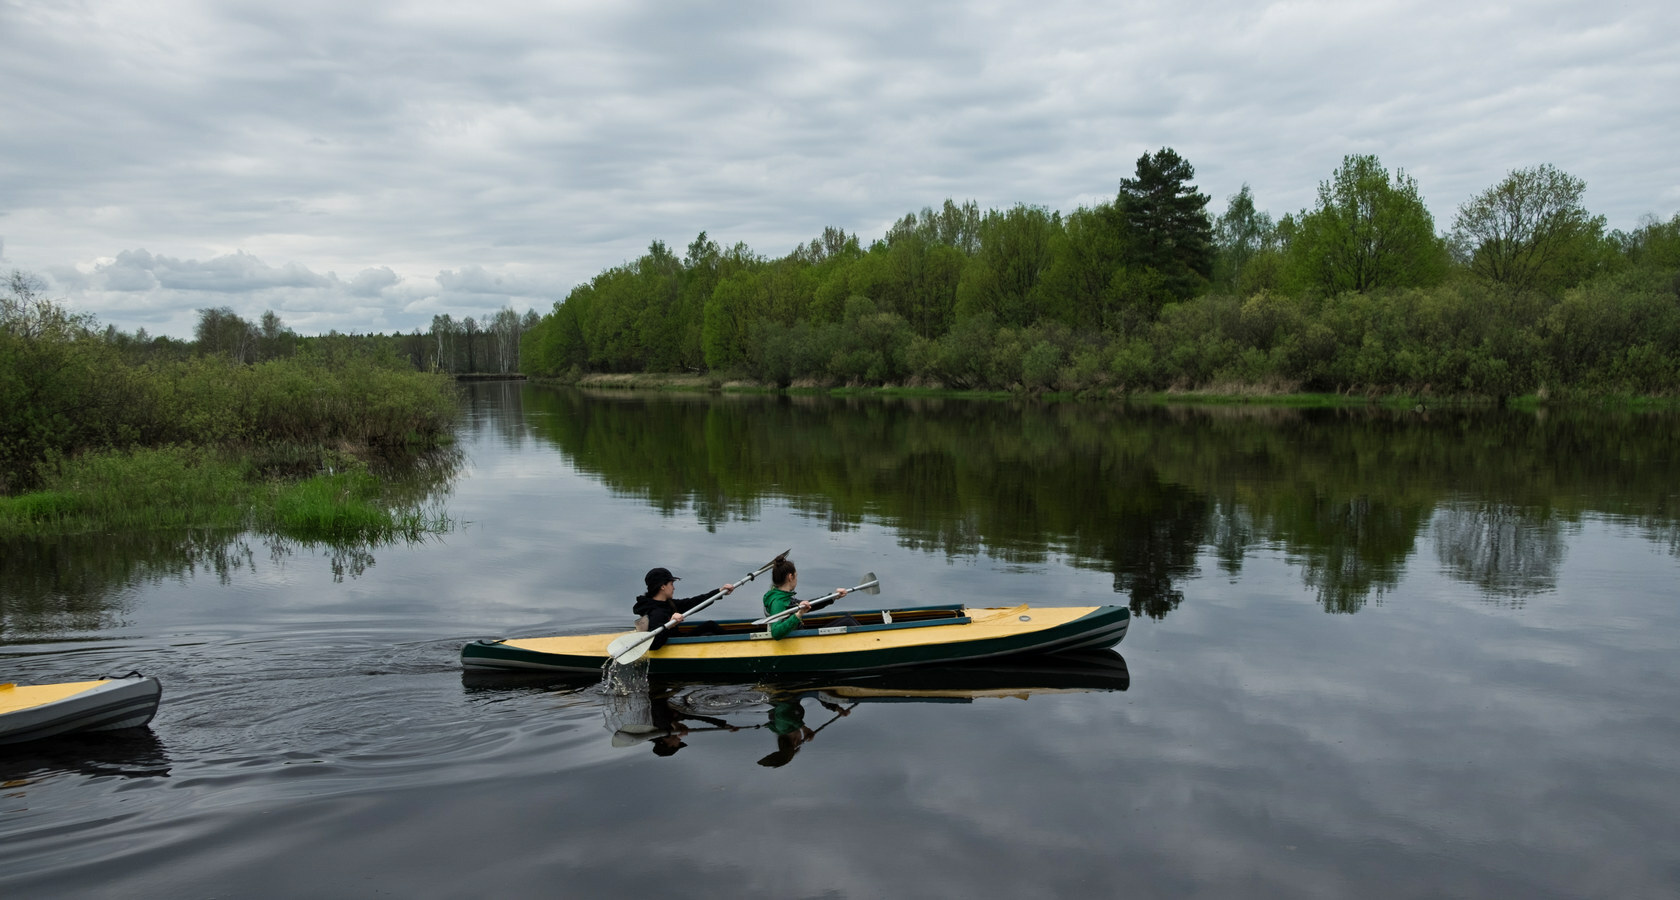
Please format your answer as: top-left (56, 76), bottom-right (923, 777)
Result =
top-left (755, 576), bottom-right (879, 626)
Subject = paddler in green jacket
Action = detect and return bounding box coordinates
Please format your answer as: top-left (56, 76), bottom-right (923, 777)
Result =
top-left (762, 556), bottom-right (849, 639)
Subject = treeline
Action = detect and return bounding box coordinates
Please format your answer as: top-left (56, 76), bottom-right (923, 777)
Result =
top-left (95, 301), bottom-right (541, 376)
top-left (0, 274), bottom-right (459, 532)
top-left (520, 152), bottom-right (1680, 398)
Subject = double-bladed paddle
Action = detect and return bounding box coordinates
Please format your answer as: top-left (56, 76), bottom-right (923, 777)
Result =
top-left (752, 573), bottom-right (880, 626)
top-left (606, 550), bottom-right (790, 665)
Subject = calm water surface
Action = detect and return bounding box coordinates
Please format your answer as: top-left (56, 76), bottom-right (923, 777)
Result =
top-left (3, 384), bottom-right (1679, 898)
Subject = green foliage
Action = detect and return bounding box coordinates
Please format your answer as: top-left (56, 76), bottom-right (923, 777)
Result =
top-left (1117, 147), bottom-right (1215, 303)
top-left (506, 156), bottom-right (1677, 399)
top-left (0, 445), bottom-right (452, 539)
top-left (1450, 164), bottom-right (1605, 293)
top-left (0, 446), bottom-right (249, 535)
top-left (1040, 203), bottom-right (1129, 330)
top-left (1288, 155), bottom-right (1448, 296)
top-left (954, 205), bottom-right (1059, 326)
top-left (1213, 184), bottom-right (1277, 292)
top-left (1, 277), bottom-right (459, 497)
top-left (267, 470), bottom-right (441, 541)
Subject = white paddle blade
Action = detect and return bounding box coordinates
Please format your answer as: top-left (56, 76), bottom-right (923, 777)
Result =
top-left (607, 631), bottom-right (656, 664)
top-left (859, 573), bottom-right (880, 595)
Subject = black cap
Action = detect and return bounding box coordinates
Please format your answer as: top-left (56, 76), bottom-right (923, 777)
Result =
top-left (645, 567), bottom-right (679, 591)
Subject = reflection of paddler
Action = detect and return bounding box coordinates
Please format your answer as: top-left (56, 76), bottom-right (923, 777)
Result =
top-left (647, 692), bottom-right (737, 757)
top-left (757, 696), bottom-right (852, 768)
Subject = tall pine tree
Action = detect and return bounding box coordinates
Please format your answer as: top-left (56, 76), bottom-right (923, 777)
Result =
top-left (1117, 147), bottom-right (1214, 304)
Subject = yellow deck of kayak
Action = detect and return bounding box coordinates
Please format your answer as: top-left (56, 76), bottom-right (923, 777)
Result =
top-left (502, 604), bottom-right (1096, 662)
top-left (0, 679), bottom-right (111, 716)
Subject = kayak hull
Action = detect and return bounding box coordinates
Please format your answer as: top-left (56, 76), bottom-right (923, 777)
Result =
top-left (462, 603), bottom-right (1129, 675)
top-left (0, 675), bottom-right (163, 745)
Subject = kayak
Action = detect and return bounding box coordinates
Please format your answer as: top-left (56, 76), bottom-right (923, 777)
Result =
top-left (0, 674), bottom-right (162, 745)
top-left (461, 603), bottom-right (1129, 675)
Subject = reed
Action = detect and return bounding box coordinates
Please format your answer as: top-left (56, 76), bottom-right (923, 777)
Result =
top-left (0, 446), bottom-right (451, 540)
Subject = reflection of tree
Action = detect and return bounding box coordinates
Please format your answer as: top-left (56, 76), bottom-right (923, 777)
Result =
top-left (0, 529), bottom-right (447, 638)
top-left (1073, 475), bottom-right (1205, 620)
top-left (1291, 495), bottom-right (1421, 614)
top-left (464, 380), bottom-right (533, 449)
top-left (1635, 494), bottom-right (1680, 560)
top-left (1206, 501), bottom-right (1256, 578)
top-left (1, 446), bottom-right (460, 636)
top-left (1433, 503), bottom-right (1568, 601)
top-left (521, 388), bottom-right (1680, 617)
top-left (0, 532), bottom-right (250, 636)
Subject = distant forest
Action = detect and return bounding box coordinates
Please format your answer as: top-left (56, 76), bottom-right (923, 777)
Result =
top-left (519, 151), bottom-right (1680, 399)
top-left (67, 300), bottom-right (543, 377)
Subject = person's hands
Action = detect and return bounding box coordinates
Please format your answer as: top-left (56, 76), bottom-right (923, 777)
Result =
top-left (797, 600), bottom-right (812, 613)
top-left (671, 612), bottom-right (685, 624)
top-left (835, 587), bottom-right (849, 597)
top-left (720, 582), bottom-right (736, 594)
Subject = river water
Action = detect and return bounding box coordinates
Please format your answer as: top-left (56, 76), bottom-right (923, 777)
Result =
top-left (3, 384), bottom-right (1679, 898)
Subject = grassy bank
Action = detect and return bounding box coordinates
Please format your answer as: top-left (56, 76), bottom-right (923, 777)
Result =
top-left (0, 445), bottom-right (454, 540)
top-left (2, 291), bottom-right (462, 537)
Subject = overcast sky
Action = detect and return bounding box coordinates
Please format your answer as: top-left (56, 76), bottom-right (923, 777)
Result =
top-left (3, 0), bottom-right (1677, 339)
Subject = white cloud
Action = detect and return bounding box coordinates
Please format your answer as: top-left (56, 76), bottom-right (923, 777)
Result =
top-left (349, 266), bottom-right (400, 298)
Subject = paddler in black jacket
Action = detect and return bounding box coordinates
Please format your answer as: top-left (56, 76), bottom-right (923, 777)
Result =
top-left (632, 567), bottom-right (734, 650)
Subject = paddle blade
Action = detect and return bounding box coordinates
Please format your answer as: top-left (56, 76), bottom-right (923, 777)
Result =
top-left (859, 573), bottom-right (880, 595)
top-left (607, 631), bottom-right (656, 664)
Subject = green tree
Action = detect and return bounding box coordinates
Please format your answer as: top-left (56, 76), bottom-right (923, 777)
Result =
top-left (429, 314), bottom-right (456, 372)
top-left (1614, 213), bottom-right (1680, 272)
top-left (953, 204), bottom-right (1059, 326)
top-left (1450, 164), bottom-right (1605, 292)
top-left (195, 307), bottom-right (257, 362)
top-left (1212, 184), bottom-right (1276, 293)
top-left (703, 268), bottom-right (767, 370)
top-left (1040, 202), bottom-right (1128, 330)
top-left (1117, 147), bottom-right (1214, 303)
top-left (256, 310), bottom-right (297, 361)
top-left (1288, 154), bottom-right (1447, 295)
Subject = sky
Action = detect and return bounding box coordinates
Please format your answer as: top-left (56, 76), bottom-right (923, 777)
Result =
top-left (2, 0), bottom-right (1677, 339)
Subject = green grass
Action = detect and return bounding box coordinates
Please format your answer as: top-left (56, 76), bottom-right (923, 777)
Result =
top-left (265, 470), bottom-right (449, 541)
top-left (0, 446), bottom-right (450, 541)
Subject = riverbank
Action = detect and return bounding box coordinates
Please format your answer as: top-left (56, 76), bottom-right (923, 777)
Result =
top-left (558, 371), bottom-right (1679, 409)
top-left (0, 443), bottom-right (457, 541)
top-left (1, 341), bottom-right (462, 539)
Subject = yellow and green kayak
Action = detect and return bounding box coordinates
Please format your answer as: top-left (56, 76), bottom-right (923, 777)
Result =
top-left (462, 603), bottom-right (1129, 675)
top-left (0, 674), bottom-right (162, 744)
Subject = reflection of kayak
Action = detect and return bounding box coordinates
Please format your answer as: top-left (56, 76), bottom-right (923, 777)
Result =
top-left (806, 650), bottom-right (1130, 701)
top-left (0, 728), bottom-right (171, 781)
top-left (462, 603), bottom-right (1128, 675)
top-left (0, 675), bottom-right (162, 745)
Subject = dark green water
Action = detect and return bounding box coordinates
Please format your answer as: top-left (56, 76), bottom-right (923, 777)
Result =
top-left (3, 383), bottom-right (1678, 898)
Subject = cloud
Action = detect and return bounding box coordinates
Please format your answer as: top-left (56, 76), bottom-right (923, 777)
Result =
top-left (349, 266), bottom-right (400, 298)
top-left (1, 0), bottom-right (1676, 337)
top-left (83, 249), bottom-right (333, 293)
top-left (434, 265), bottom-right (553, 299)
top-left (38, 249), bottom-right (551, 338)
